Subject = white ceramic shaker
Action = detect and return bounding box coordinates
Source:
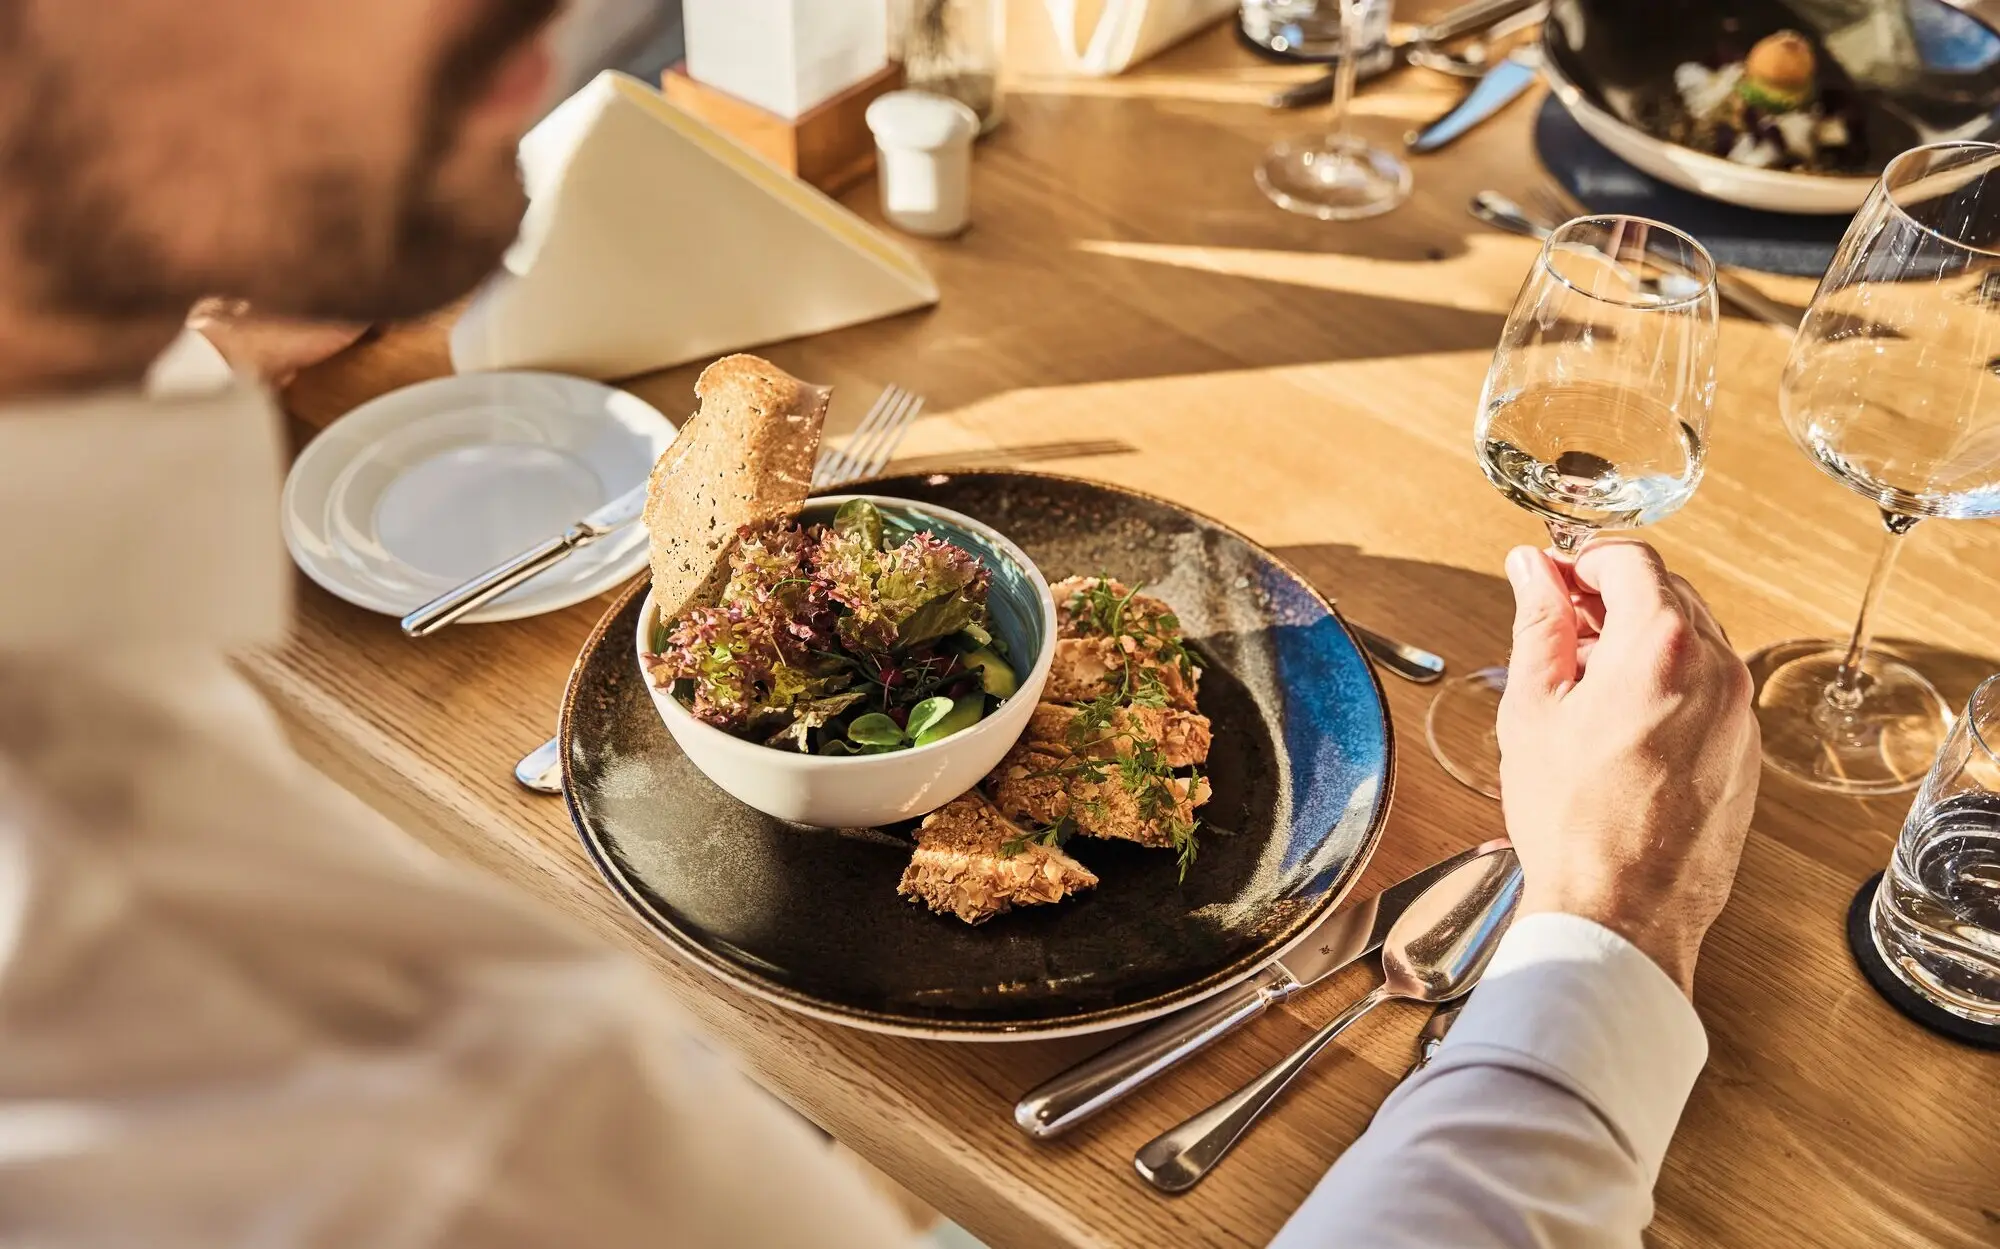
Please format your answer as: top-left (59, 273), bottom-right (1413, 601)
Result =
top-left (863, 89), bottom-right (979, 238)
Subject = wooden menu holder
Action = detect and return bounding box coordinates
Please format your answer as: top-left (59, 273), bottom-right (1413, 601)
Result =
top-left (662, 61), bottom-right (904, 198)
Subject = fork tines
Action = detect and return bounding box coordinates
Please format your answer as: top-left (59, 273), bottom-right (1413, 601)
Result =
top-left (812, 385), bottom-right (926, 488)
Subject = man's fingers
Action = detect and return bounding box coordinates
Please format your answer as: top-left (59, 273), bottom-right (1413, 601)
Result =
top-left (1503, 545), bottom-right (1580, 703)
top-left (1668, 572), bottom-right (1731, 647)
top-left (1571, 538), bottom-right (1677, 617)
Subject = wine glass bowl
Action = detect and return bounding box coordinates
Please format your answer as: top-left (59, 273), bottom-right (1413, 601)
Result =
top-left (1429, 215), bottom-right (1719, 797)
top-left (1750, 141), bottom-right (2000, 796)
top-left (1475, 217), bottom-right (1718, 555)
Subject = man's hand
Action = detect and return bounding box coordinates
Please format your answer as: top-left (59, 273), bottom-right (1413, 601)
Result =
top-left (187, 298), bottom-right (368, 386)
top-left (1496, 540), bottom-right (1759, 998)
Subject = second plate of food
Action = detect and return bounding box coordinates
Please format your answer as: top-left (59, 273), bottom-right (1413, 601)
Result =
top-left (561, 471), bottom-right (1393, 1039)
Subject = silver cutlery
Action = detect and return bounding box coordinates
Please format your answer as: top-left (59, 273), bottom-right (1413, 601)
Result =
top-left (813, 385), bottom-right (924, 488)
top-left (1270, 0), bottom-right (1544, 107)
top-left (403, 384), bottom-right (926, 640)
top-left (1470, 190), bottom-right (1803, 332)
top-left (401, 482), bottom-right (651, 638)
top-left (1133, 847), bottom-right (1523, 1192)
top-left (1403, 999), bottom-right (1464, 1081)
top-left (1014, 839), bottom-right (1509, 1139)
top-left (1352, 625), bottom-right (1445, 684)
top-left (1406, 46), bottom-right (1540, 154)
top-left (515, 735), bottom-right (564, 795)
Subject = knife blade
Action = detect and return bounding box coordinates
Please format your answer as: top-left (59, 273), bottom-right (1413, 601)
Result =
top-left (1012, 838), bottom-right (1511, 1140)
top-left (400, 481), bottom-right (649, 638)
top-left (1405, 47), bottom-right (1540, 154)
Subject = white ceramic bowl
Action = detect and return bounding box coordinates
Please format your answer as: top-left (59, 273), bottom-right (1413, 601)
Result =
top-left (1539, 32), bottom-right (1878, 215)
top-left (636, 496), bottom-right (1057, 828)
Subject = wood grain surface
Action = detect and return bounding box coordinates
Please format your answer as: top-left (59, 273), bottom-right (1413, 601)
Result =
top-left (257, 21), bottom-right (2000, 1249)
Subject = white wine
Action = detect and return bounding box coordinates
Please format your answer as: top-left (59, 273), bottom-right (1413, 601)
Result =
top-left (1477, 381), bottom-right (1704, 532)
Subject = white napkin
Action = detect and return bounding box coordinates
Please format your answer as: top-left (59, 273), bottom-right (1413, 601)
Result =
top-left (450, 72), bottom-right (938, 380)
top-left (1037, 0), bottom-right (1235, 75)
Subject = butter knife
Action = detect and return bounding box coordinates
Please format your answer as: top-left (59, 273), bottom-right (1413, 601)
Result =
top-left (400, 480), bottom-right (648, 638)
top-left (1013, 838), bottom-right (1510, 1139)
top-left (1405, 46), bottom-right (1539, 154)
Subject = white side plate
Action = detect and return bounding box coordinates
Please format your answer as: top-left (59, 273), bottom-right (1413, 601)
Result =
top-left (282, 372), bottom-right (677, 623)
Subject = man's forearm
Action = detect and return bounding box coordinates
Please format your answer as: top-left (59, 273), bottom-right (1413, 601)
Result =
top-left (1272, 913), bottom-right (1708, 1249)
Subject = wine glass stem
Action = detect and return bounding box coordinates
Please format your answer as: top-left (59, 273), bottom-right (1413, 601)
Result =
top-left (1326, 0), bottom-right (1365, 152)
top-left (1826, 513), bottom-right (1920, 714)
top-left (1545, 519), bottom-right (1593, 557)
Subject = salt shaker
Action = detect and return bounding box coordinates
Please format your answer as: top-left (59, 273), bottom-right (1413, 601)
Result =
top-left (864, 90), bottom-right (979, 238)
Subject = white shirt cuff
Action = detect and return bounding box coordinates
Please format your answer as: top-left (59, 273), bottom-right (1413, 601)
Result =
top-left (1419, 911), bottom-right (1708, 1182)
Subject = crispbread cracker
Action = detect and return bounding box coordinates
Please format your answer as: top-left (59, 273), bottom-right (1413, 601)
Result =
top-left (643, 354), bottom-right (829, 627)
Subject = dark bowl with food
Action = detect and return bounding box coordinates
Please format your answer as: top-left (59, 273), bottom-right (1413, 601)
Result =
top-left (1542, 0), bottom-right (2000, 211)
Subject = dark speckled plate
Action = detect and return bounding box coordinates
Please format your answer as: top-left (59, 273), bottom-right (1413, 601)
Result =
top-left (560, 472), bottom-right (1393, 1040)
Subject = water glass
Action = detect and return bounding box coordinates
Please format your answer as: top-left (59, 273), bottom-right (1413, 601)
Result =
top-left (1871, 673), bottom-right (2000, 1025)
top-left (1239, 0), bottom-right (1393, 66)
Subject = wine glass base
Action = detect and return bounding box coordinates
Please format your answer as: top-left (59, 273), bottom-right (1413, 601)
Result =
top-left (1746, 639), bottom-right (1953, 796)
top-left (1256, 135), bottom-right (1412, 221)
top-left (1425, 666), bottom-right (1507, 800)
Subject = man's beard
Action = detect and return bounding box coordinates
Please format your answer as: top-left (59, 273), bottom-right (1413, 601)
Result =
top-left (5, 0), bottom-right (559, 326)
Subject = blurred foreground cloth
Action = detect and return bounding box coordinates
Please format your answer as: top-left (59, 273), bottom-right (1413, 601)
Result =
top-left (0, 349), bottom-right (912, 1248)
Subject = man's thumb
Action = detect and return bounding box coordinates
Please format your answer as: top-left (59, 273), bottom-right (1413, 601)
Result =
top-left (1505, 546), bottom-right (1578, 703)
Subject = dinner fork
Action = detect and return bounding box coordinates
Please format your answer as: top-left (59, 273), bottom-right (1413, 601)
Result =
top-left (512, 386), bottom-right (926, 795)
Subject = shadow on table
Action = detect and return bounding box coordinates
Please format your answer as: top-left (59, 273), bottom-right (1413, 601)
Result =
top-left (1879, 637), bottom-right (2000, 714)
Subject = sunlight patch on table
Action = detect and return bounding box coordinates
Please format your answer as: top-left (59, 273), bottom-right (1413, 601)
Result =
top-left (915, 353), bottom-right (1512, 572)
top-left (1075, 236), bottom-right (1536, 316)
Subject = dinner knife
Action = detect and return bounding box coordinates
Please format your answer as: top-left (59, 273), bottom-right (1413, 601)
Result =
top-left (1406, 46), bottom-right (1540, 154)
top-left (400, 481), bottom-right (648, 638)
top-left (1013, 838), bottom-right (1511, 1140)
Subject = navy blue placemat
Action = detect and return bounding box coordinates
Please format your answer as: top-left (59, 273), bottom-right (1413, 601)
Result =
top-left (1532, 95), bottom-right (1852, 277)
top-left (1847, 871), bottom-right (2000, 1050)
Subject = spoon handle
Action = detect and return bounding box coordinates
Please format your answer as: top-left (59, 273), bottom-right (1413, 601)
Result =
top-left (1134, 987), bottom-right (1391, 1193)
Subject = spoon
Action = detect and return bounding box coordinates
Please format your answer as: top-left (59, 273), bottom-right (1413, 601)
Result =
top-left (1133, 847), bottom-right (1523, 1193)
top-left (514, 735), bottom-right (564, 795)
top-left (1470, 190), bottom-right (1801, 332)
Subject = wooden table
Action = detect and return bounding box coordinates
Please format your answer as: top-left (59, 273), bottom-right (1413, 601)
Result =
top-left (265, 23), bottom-right (2000, 1249)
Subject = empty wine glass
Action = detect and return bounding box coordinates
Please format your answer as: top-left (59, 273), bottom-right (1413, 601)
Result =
top-left (1748, 141), bottom-right (2000, 796)
top-left (1428, 216), bottom-right (1719, 798)
top-left (1255, 0), bottom-right (1409, 220)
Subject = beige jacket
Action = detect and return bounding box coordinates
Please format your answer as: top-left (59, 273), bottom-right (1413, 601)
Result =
top-left (0, 355), bottom-right (913, 1248)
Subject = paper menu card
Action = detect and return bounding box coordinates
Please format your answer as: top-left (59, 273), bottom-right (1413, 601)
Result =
top-left (450, 71), bottom-right (939, 381)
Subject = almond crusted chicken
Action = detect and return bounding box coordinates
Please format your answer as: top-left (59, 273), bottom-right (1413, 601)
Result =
top-left (1043, 576), bottom-right (1201, 711)
top-left (897, 795), bottom-right (1097, 924)
top-left (904, 573), bottom-right (1211, 924)
top-left (989, 743), bottom-right (1210, 850)
top-left (1024, 700), bottom-right (1211, 770)
top-left (1044, 635), bottom-right (1200, 712)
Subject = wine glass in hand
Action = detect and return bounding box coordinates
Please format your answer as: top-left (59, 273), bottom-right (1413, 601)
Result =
top-left (1749, 141), bottom-right (2000, 796)
top-left (1428, 215), bottom-right (1720, 798)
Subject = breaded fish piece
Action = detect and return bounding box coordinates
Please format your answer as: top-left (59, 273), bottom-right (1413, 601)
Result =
top-left (1043, 634), bottom-right (1200, 712)
top-left (988, 743), bottom-right (1211, 850)
top-left (898, 795), bottom-right (1098, 925)
top-left (1024, 701), bottom-right (1212, 769)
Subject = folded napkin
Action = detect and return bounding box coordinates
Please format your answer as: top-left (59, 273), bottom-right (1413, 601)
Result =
top-left (450, 71), bottom-right (938, 380)
top-left (1017, 0), bottom-right (1234, 76)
